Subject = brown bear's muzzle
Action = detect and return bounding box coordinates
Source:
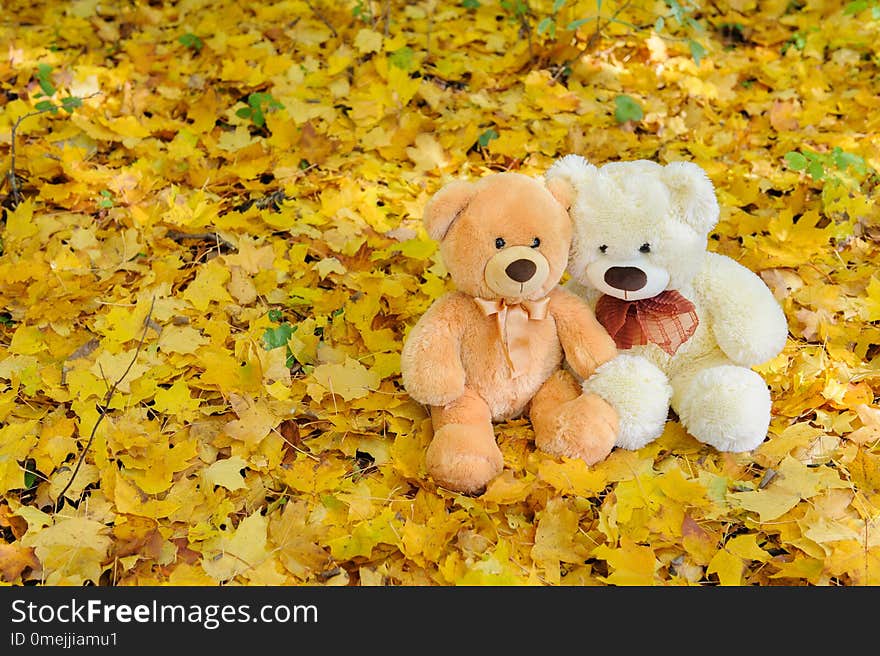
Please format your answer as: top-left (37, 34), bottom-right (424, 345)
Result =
top-left (505, 258), bottom-right (537, 283)
top-left (484, 246), bottom-right (551, 299)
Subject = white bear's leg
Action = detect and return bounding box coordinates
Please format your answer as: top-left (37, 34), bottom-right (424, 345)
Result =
top-left (582, 354), bottom-right (672, 450)
top-left (670, 365), bottom-right (771, 452)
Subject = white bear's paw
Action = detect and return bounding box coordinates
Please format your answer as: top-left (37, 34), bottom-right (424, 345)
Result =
top-left (674, 365), bottom-right (771, 452)
top-left (583, 354), bottom-right (672, 451)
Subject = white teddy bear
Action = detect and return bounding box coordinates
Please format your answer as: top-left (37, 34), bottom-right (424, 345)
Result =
top-left (546, 155), bottom-right (789, 453)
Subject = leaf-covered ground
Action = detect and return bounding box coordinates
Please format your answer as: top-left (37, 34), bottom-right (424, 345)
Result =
top-left (1, 0), bottom-right (879, 586)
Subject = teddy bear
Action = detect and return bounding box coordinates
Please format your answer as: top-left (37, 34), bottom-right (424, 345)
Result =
top-left (545, 155), bottom-right (789, 453)
top-left (400, 171), bottom-right (621, 494)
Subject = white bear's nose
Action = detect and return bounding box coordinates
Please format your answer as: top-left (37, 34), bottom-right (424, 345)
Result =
top-left (604, 266), bottom-right (647, 291)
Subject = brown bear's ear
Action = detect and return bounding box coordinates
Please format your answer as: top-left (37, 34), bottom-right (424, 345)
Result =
top-left (546, 177), bottom-right (575, 210)
top-left (661, 161), bottom-right (720, 234)
top-left (423, 179), bottom-right (477, 241)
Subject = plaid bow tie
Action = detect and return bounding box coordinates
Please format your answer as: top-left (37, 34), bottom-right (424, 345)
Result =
top-left (595, 290), bottom-right (698, 356)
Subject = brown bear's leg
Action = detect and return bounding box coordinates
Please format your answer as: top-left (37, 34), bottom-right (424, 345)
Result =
top-left (530, 370), bottom-right (618, 465)
top-left (426, 386), bottom-right (503, 494)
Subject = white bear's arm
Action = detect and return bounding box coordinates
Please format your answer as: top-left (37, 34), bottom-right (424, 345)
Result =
top-left (696, 252), bottom-right (789, 366)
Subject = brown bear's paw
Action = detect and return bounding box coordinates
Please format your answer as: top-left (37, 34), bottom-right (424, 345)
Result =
top-left (535, 393), bottom-right (618, 465)
top-left (425, 424), bottom-right (504, 495)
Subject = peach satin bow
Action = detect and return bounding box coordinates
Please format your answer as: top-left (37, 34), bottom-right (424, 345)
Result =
top-left (473, 297), bottom-right (551, 377)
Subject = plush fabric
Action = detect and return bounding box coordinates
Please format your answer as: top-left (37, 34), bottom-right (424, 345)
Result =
top-left (400, 172), bottom-right (620, 494)
top-left (546, 155), bottom-right (789, 453)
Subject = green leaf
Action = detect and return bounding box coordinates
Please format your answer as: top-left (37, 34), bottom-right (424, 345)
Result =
top-left (249, 92), bottom-right (271, 108)
top-left (268, 308), bottom-right (283, 323)
top-left (236, 107), bottom-right (253, 119)
top-left (686, 16), bottom-right (704, 32)
top-left (36, 63), bottom-right (55, 96)
top-left (689, 39), bottom-right (707, 66)
top-left (462, 0), bottom-right (480, 8)
top-left (34, 100), bottom-right (56, 112)
top-left (178, 33), bottom-right (203, 52)
top-left (567, 17), bottom-right (594, 30)
top-left (666, 0), bottom-right (686, 23)
top-left (613, 94), bottom-right (643, 124)
top-left (844, 0), bottom-right (868, 14)
top-left (477, 128), bottom-right (499, 147)
top-left (785, 151), bottom-right (808, 171)
top-left (388, 46), bottom-right (415, 71)
top-left (552, 0), bottom-right (567, 12)
top-left (654, 16), bottom-right (665, 32)
top-left (60, 96), bottom-right (83, 112)
top-left (23, 468), bottom-right (37, 490)
top-left (537, 16), bottom-right (554, 35)
top-left (806, 160), bottom-right (825, 180)
top-left (831, 148), bottom-right (867, 175)
top-left (263, 323), bottom-right (296, 350)
top-left (247, 92), bottom-right (283, 115)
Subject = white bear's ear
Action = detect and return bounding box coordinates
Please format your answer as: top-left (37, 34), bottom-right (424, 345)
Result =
top-left (423, 179), bottom-right (477, 241)
top-left (545, 154), bottom-right (598, 198)
top-left (661, 161), bottom-right (719, 233)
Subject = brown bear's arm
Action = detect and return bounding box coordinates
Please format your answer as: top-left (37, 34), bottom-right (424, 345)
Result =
top-left (548, 287), bottom-right (618, 380)
top-left (400, 292), bottom-right (468, 407)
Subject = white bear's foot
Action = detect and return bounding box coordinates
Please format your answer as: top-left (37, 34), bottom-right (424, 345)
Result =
top-left (672, 365), bottom-right (771, 452)
top-left (583, 354), bottom-right (672, 451)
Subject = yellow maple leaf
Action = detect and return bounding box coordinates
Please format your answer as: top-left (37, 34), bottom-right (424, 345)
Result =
top-left (593, 537), bottom-right (657, 586)
top-left (731, 455), bottom-right (850, 521)
top-left (157, 325), bottom-right (209, 355)
top-left (311, 357), bottom-right (381, 402)
top-left (152, 379), bottom-right (201, 415)
top-left (531, 498), bottom-right (587, 584)
top-left (22, 517), bottom-right (112, 585)
top-left (182, 259), bottom-right (233, 311)
top-left (201, 511), bottom-right (271, 583)
top-left (354, 28), bottom-right (383, 54)
top-left (204, 456), bottom-right (247, 492)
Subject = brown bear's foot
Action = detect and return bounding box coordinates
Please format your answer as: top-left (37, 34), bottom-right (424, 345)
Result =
top-left (531, 371), bottom-right (618, 464)
top-left (425, 424), bottom-right (503, 495)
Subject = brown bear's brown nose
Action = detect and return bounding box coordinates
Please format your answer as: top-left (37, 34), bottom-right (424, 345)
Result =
top-left (505, 258), bottom-right (537, 283)
top-left (604, 266), bottom-right (647, 291)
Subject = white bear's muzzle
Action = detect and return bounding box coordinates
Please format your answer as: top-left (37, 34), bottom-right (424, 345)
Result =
top-left (586, 259), bottom-right (670, 301)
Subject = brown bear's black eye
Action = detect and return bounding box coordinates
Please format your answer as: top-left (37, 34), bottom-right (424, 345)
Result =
top-left (531, 237), bottom-right (541, 248)
top-left (599, 245), bottom-right (608, 253)
top-left (639, 243), bottom-right (651, 253)
top-left (495, 237), bottom-right (506, 249)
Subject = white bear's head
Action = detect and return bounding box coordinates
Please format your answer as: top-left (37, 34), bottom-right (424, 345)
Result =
top-left (546, 155), bottom-right (719, 301)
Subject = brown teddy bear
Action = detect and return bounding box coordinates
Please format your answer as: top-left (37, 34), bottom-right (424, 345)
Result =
top-left (400, 171), bottom-right (620, 494)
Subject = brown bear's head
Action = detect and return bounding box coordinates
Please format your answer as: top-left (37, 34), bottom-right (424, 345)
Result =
top-left (423, 172), bottom-right (575, 303)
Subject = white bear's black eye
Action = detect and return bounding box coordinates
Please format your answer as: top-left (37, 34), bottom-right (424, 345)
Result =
top-left (599, 245), bottom-right (608, 253)
top-left (531, 237), bottom-right (541, 248)
top-left (639, 243), bottom-right (651, 253)
top-left (495, 237), bottom-right (506, 249)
